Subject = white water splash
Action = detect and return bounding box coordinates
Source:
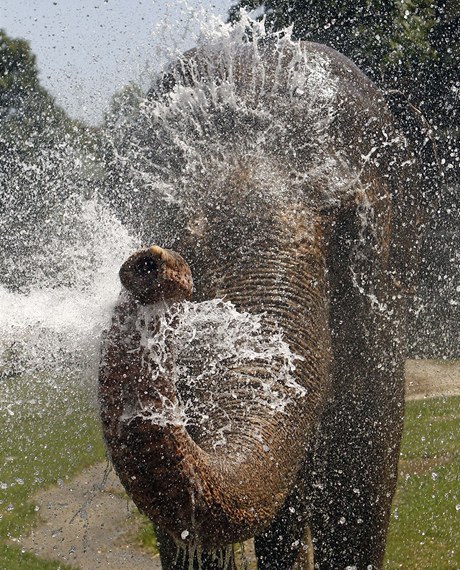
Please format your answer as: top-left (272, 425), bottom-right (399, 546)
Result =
top-left (0, 197), bottom-right (137, 384)
top-left (121, 298), bottom-right (306, 435)
top-left (107, 11), bottom-right (345, 217)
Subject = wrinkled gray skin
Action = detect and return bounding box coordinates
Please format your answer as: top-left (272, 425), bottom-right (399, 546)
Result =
top-left (100, 39), bottom-right (420, 570)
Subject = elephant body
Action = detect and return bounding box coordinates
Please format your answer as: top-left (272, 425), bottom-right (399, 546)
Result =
top-left (100, 28), bottom-right (420, 570)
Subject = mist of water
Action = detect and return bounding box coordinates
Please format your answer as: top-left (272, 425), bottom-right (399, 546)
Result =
top-left (119, 298), bottom-right (306, 441)
top-left (105, 11), bottom-right (353, 229)
top-left (2, 14), bottom-right (345, 373)
top-left (0, 197), bottom-right (137, 394)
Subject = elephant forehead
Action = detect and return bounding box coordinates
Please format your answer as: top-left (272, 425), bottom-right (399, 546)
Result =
top-left (178, 156), bottom-right (338, 257)
top-left (183, 202), bottom-right (324, 256)
top-left (186, 212), bottom-right (207, 238)
top-left (278, 205), bottom-right (325, 251)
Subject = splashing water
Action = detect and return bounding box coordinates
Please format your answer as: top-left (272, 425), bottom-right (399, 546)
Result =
top-left (121, 299), bottom-right (306, 436)
top-left (0, 9), bottom-right (334, 462)
top-left (0, 197), bottom-right (136, 385)
top-left (0, 19), bottom-right (333, 539)
top-left (96, 14), bottom-right (353, 446)
top-left (106, 11), bottom-right (353, 232)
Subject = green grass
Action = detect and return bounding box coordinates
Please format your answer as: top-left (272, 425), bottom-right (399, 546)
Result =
top-left (128, 512), bottom-right (158, 554)
top-left (0, 545), bottom-right (77, 570)
top-left (1, 374), bottom-right (458, 569)
top-left (0, 373), bottom-right (106, 569)
top-left (385, 396), bottom-right (460, 569)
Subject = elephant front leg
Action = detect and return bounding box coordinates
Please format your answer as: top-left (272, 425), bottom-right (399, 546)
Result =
top-left (254, 481), bottom-right (314, 570)
top-left (309, 392), bottom-right (404, 570)
top-left (255, 526), bottom-right (314, 570)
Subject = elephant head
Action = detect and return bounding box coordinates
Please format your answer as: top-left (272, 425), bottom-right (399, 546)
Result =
top-left (100, 26), bottom-right (419, 570)
top-left (100, 210), bottom-right (332, 545)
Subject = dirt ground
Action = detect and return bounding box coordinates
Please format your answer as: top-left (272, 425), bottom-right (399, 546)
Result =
top-left (17, 462), bottom-right (160, 569)
top-left (18, 359), bottom-right (460, 570)
top-left (405, 359), bottom-right (460, 400)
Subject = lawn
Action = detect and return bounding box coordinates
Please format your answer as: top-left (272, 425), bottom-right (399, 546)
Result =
top-left (0, 373), bottom-right (458, 569)
top-left (0, 373), bottom-right (106, 570)
top-left (385, 395), bottom-right (460, 569)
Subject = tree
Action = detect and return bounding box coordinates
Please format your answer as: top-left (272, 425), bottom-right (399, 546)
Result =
top-left (229, 1), bottom-right (459, 178)
top-left (0, 30), bottom-right (103, 290)
top-left (0, 30), bottom-right (73, 157)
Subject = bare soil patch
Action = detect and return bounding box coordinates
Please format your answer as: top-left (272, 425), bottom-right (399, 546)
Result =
top-left (405, 359), bottom-right (460, 400)
top-left (18, 462), bottom-right (161, 569)
top-left (19, 359), bottom-right (460, 569)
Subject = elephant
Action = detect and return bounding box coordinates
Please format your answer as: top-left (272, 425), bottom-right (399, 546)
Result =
top-left (99, 29), bottom-right (421, 570)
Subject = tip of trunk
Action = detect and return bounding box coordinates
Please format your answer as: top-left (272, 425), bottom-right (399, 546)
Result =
top-left (119, 245), bottom-right (193, 304)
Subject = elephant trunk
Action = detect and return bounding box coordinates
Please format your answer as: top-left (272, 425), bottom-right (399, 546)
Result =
top-left (99, 240), bottom-right (331, 547)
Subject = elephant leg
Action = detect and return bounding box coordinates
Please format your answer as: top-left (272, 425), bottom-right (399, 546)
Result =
top-left (254, 483), bottom-right (314, 570)
top-left (292, 528), bottom-right (314, 570)
top-left (155, 525), bottom-right (182, 569)
top-left (309, 391), bottom-right (403, 570)
top-left (155, 525), bottom-right (237, 570)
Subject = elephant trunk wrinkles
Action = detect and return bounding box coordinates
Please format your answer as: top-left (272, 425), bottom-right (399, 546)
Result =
top-left (99, 233), bottom-right (331, 548)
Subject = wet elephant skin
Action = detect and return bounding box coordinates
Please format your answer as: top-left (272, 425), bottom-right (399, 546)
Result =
top-left (99, 39), bottom-right (420, 569)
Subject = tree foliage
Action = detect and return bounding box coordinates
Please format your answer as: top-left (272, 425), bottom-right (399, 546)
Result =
top-left (229, 0), bottom-right (459, 177)
top-left (0, 30), bottom-right (102, 290)
top-left (0, 30), bottom-right (73, 157)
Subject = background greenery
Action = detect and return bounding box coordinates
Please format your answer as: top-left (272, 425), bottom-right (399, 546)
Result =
top-left (0, 30), bottom-right (104, 290)
top-left (385, 395), bottom-right (460, 568)
top-left (0, 5), bottom-right (459, 567)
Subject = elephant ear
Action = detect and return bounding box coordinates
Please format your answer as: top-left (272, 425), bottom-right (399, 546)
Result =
top-left (389, 184), bottom-right (421, 294)
top-left (337, 67), bottom-right (423, 297)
